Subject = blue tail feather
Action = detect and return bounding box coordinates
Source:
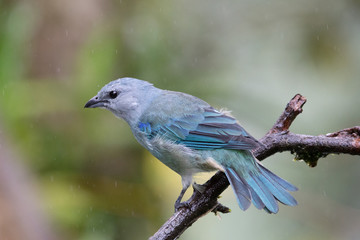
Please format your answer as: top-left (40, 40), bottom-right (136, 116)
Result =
top-left (258, 165), bottom-right (297, 206)
top-left (246, 173), bottom-right (279, 213)
top-left (224, 168), bottom-right (251, 211)
top-left (260, 165), bottom-right (298, 191)
top-left (224, 163), bottom-right (297, 213)
top-left (248, 187), bottom-right (265, 210)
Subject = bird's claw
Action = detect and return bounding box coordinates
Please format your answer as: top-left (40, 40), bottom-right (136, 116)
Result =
top-left (192, 182), bottom-right (206, 193)
top-left (174, 201), bottom-right (190, 212)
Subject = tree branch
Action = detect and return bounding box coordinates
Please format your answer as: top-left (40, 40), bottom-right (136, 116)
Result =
top-left (149, 94), bottom-right (360, 240)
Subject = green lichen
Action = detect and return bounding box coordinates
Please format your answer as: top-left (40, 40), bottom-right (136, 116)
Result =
top-left (292, 148), bottom-right (329, 167)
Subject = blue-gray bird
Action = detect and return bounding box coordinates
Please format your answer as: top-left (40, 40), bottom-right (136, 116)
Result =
top-left (85, 77), bottom-right (297, 213)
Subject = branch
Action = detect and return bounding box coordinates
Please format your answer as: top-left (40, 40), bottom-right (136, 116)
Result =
top-left (150, 94), bottom-right (360, 240)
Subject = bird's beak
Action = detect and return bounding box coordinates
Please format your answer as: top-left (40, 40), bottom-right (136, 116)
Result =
top-left (84, 96), bottom-right (108, 108)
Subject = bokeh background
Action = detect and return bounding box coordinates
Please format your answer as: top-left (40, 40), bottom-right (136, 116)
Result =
top-left (0, 0), bottom-right (359, 239)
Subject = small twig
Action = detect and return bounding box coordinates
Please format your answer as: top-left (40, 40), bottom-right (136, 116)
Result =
top-left (149, 94), bottom-right (360, 240)
top-left (266, 94), bottom-right (306, 134)
top-left (212, 203), bottom-right (231, 215)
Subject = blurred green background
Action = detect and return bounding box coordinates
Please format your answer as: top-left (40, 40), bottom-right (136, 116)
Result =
top-left (0, 0), bottom-right (359, 239)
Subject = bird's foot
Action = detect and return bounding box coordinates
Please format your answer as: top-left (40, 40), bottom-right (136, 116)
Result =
top-left (192, 182), bottom-right (206, 194)
top-left (173, 182), bottom-right (206, 212)
top-left (174, 200), bottom-right (190, 212)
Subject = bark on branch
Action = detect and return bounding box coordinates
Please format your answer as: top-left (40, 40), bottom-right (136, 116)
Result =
top-left (149, 94), bottom-right (360, 240)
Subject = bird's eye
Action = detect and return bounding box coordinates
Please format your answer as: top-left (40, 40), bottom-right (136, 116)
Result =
top-left (109, 91), bottom-right (118, 99)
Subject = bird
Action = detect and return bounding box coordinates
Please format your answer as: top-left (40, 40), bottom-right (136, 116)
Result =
top-left (84, 77), bottom-right (297, 213)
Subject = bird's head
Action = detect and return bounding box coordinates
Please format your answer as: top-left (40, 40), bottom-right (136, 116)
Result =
top-left (85, 77), bottom-right (160, 124)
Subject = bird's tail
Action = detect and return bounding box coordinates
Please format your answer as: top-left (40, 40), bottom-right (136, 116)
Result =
top-left (224, 157), bottom-right (297, 213)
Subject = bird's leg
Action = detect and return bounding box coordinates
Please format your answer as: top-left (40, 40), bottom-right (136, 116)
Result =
top-left (174, 187), bottom-right (189, 211)
top-left (174, 177), bottom-right (192, 211)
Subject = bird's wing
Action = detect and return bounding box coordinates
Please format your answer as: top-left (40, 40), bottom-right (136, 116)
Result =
top-left (139, 107), bottom-right (260, 151)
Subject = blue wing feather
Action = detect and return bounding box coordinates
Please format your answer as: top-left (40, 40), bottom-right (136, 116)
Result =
top-left (139, 107), bottom-right (260, 151)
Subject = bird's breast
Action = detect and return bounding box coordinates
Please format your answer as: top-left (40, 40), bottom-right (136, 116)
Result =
top-left (138, 134), bottom-right (217, 175)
